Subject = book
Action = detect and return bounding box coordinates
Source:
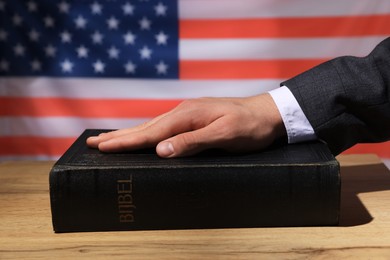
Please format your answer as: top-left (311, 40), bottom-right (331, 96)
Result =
top-left (49, 129), bottom-right (341, 233)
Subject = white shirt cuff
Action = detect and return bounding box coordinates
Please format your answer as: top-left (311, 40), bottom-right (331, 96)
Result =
top-left (268, 86), bottom-right (317, 143)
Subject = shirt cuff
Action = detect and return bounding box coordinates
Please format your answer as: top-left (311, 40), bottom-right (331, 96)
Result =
top-left (268, 86), bottom-right (317, 143)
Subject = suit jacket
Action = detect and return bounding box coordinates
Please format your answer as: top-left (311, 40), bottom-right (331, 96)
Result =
top-left (283, 37), bottom-right (390, 155)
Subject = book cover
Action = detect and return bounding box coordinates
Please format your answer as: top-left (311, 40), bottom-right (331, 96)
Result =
top-left (49, 129), bottom-right (340, 232)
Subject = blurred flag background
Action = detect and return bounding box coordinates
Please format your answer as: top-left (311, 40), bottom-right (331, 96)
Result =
top-left (0, 0), bottom-right (389, 166)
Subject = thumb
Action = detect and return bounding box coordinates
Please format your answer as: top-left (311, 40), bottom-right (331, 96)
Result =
top-left (156, 141), bottom-right (176, 158)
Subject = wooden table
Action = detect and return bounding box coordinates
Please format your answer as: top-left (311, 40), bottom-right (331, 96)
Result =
top-left (1, 154), bottom-right (390, 259)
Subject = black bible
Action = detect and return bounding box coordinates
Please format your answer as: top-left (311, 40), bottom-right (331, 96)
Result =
top-left (49, 129), bottom-right (341, 232)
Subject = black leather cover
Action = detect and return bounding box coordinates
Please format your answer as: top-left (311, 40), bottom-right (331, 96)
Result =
top-left (49, 129), bottom-right (340, 232)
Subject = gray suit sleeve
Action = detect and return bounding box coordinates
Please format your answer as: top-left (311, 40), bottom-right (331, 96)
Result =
top-left (282, 37), bottom-right (390, 155)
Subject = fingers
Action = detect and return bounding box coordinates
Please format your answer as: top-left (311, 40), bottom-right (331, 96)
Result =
top-left (86, 112), bottom-right (170, 149)
top-left (87, 106), bottom-right (202, 153)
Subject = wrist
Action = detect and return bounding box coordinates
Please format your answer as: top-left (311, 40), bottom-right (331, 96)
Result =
top-left (246, 93), bottom-right (287, 142)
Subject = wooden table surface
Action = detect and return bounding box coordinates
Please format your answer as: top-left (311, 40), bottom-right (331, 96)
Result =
top-left (1, 154), bottom-right (390, 259)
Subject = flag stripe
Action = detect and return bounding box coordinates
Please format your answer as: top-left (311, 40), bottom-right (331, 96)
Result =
top-left (179, 0), bottom-right (390, 19)
top-left (180, 59), bottom-right (325, 80)
top-left (0, 78), bottom-right (277, 99)
top-left (0, 117), bottom-right (149, 137)
top-left (0, 155), bottom-right (60, 161)
top-left (180, 15), bottom-right (390, 39)
top-left (0, 97), bottom-right (182, 118)
top-left (343, 142), bottom-right (390, 158)
top-left (0, 137), bottom-right (75, 156)
top-left (180, 36), bottom-right (387, 60)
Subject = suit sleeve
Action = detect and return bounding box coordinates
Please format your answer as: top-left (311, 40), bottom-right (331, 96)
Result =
top-left (282, 37), bottom-right (390, 155)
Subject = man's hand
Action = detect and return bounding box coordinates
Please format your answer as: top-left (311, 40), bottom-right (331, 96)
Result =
top-left (86, 93), bottom-right (286, 158)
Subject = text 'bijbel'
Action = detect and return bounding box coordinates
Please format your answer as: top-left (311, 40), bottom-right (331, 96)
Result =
top-left (117, 176), bottom-right (135, 223)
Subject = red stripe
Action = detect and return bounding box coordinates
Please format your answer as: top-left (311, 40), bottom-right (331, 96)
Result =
top-left (0, 98), bottom-right (182, 118)
top-left (181, 15), bottom-right (390, 39)
top-left (0, 136), bottom-right (75, 156)
top-left (180, 59), bottom-right (325, 79)
top-left (342, 142), bottom-right (390, 158)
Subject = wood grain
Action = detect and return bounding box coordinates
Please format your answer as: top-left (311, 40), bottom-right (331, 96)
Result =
top-left (1, 155), bottom-right (390, 259)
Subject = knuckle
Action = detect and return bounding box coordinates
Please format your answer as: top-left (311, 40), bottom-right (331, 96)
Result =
top-left (177, 97), bottom-right (212, 110)
top-left (177, 99), bottom-right (195, 109)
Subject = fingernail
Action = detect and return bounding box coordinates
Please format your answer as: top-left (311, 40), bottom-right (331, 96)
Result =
top-left (157, 142), bottom-right (174, 157)
top-left (86, 136), bottom-right (99, 146)
top-left (88, 136), bottom-right (99, 141)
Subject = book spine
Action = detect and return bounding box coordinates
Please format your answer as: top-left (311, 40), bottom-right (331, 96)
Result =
top-left (49, 163), bottom-right (340, 232)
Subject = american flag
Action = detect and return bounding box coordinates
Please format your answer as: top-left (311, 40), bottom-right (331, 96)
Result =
top-left (1, 0), bottom-right (390, 162)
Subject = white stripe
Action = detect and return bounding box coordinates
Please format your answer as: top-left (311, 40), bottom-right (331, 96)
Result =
top-left (180, 36), bottom-right (388, 60)
top-left (0, 78), bottom-right (278, 98)
top-left (179, 0), bottom-right (390, 19)
top-left (0, 117), bottom-right (150, 137)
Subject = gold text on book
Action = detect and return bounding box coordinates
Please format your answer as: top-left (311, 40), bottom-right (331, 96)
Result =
top-left (117, 176), bottom-right (135, 223)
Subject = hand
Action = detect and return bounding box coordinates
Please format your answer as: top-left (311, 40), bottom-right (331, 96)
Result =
top-left (86, 93), bottom-right (286, 158)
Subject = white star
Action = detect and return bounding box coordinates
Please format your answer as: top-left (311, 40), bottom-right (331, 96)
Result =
top-left (45, 44), bottom-right (57, 57)
top-left (27, 1), bottom-right (38, 12)
top-left (156, 61), bottom-right (168, 75)
top-left (107, 16), bottom-right (119, 30)
top-left (123, 31), bottom-right (136, 45)
top-left (44, 16), bottom-right (55, 28)
top-left (91, 2), bottom-right (102, 14)
top-left (91, 31), bottom-right (103, 44)
top-left (14, 44), bottom-right (25, 56)
top-left (0, 30), bottom-right (7, 41)
top-left (108, 46), bottom-right (120, 59)
top-left (61, 59), bottom-right (73, 73)
top-left (155, 31), bottom-right (168, 45)
top-left (29, 29), bottom-right (40, 42)
top-left (139, 46), bottom-right (152, 59)
top-left (76, 45), bottom-right (89, 58)
top-left (60, 31), bottom-right (72, 43)
top-left (139, 17), bottom-right (151, 30)
top-left (124, 61), bottom-right (136, 74)
top-left (31, 59), bottom-right (42, 71)
top-left (93, 60), bottom-right (105, 73)
top-left (122, 3), bottom-right (134, 15)
top-left (58, 1), bottom-right (70, 13)
top-left (154, 2), bottom-right (167, 16)
top-left (75, 15), bottom-right (87, 29)
top-left (0, 59), bottom-right (9, 71)
top-left (12, 14), bottom-right (23, 26)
